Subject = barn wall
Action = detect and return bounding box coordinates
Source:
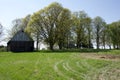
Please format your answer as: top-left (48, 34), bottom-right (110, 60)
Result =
top-left (8, 41), bottom-right (34, 52)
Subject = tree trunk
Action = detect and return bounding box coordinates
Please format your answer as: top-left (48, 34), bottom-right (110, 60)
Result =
top-left (36, 41), bottom-right (39, 51)
top-left (88, 32), bottom-right (91, 48)
top-left (117, 44), bottom-right (119, 49)
top-left (113, 44), bottom-right (115, 49)
top-left (76, 40), bottom-right (79, 48)
top-left (58, 42), bottom-right (63, 50)
top-left (76, 35), bottom-right (81, 48)
top-left (66, 35), bottom-right (69, 49)
top-left (103, 41), bottom-right (105, 49)
top-left (49, 43), bottom-right (54, 50)
top-left (109, 45), bottom-right (111, 49)
top-left (96, 36), bottom-right (99, 49)
top-left (88, 41), bottom-right (90, 49)
top-left (96, 28), bottom-right (100, 49)
top-left (36, 33), bottom-right (39, 51)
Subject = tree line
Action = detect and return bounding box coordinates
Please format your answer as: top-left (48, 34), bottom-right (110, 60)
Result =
top-left (8, 2), bottom-right (120, 50)
top-left (0, 23), bottom-right (3, 41)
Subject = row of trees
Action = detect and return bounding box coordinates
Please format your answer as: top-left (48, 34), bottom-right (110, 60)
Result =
top-left (8, 2), bottom-right (120, 50)
top-left (0, 23), bottom-right (3, 41)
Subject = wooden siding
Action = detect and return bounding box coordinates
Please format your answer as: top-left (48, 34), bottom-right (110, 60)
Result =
top-left (7, 41), bottom-right (34, 52)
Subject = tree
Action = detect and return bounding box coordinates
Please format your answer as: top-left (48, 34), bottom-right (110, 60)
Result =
top-left (100, 23), bottom-right (107, 49)
top-left (6, 15), bottom-right (34, 52)
top-left (84, 17), bottom-right (93, 48)
top-left (73, 11), bottom-right (90, 48)
top-left (93, 16), bottom-right (106, 49)
top-left (0, 23), bottom-right (3, 42)
top-left (27, 2), bottom-right (64, 50)
top-left (105, 24), bottom-right (112, 49)
top-left (45, 2), bottom-right (64, 50)
top-left (26, 12), bottom-right (44, 50)
top-left (8, 15), bottom-right (31, 41)
top-left (109, 21), bottom-right (120, 49)
top-left (23, 15), bottom-right (31, 30)
top-left (56, 8), bottom-right (72, 49)
top-left (27, 2), bottom-right (73, 50)
top-left (8, 19), bottom-right (23, 40)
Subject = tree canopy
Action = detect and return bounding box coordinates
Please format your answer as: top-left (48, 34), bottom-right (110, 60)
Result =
top-left (8, 2), bottom-right (120, 50)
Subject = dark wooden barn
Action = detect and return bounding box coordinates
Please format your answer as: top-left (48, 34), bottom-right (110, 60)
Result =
top-left (7, 30), bottom-right (34, 52)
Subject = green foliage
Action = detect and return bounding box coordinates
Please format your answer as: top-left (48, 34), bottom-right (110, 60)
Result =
top-left (72, 11), bottom-right (93, 48)
top-left (26, 2), bottom-right (72, 50)
top-left (0, 23), bottom-right (3, 37)
top-left (109, 21), bottom-right (120, 49)
top-left (56, 8), bottom-right (72, 49)
top-left (93, 16), bottom-right (106, 49)
top-left (9, 2), bottom-right (120, 50)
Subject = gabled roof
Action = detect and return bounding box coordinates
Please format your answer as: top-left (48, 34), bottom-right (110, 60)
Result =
top-left (10, 30), bottom-right (33, 41)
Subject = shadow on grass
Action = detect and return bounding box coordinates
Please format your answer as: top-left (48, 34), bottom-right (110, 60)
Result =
top-left (37, 49), bottom-right (111, 53)
top-left (9, 51), bottom-right (36, 53)
top-left (9, 49), bottom-right (119, 54)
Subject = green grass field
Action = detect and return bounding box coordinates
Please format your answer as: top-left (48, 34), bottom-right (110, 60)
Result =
top-left (0, 50), bottom-right (120, 80)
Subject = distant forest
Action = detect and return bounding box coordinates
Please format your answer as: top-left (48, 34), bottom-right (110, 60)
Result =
top-left (1, 2), bottom-right (120, 50)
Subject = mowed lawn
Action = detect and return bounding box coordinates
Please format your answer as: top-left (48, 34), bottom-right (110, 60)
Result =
top-left (0, 50), bottom-right (120, 80)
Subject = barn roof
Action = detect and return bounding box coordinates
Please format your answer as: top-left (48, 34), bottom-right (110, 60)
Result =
top-left (9, 30), bottom-right (33, 41)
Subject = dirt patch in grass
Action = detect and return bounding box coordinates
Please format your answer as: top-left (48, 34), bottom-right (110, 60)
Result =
top-left (80, 53), bottom-right (120, 61)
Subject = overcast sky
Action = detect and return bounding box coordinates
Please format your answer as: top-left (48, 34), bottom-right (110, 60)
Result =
top-left (0, 0), bottom-right (120, 45)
